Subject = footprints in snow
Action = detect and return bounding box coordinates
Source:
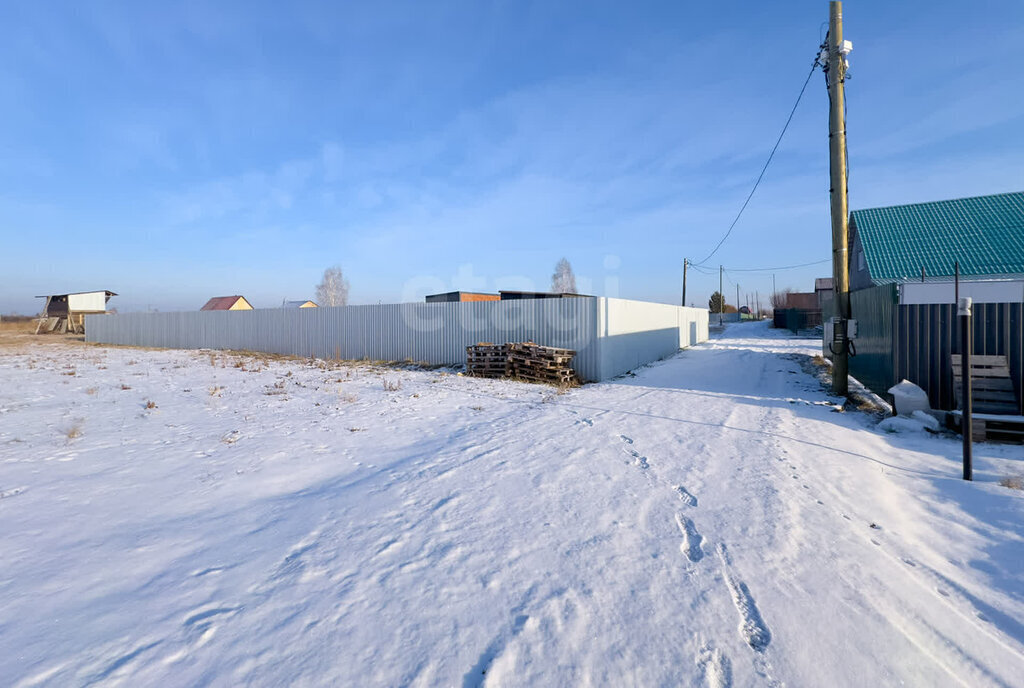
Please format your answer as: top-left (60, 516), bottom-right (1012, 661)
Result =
top-left (462, 587), bottom-right (538, 688)
top-left (674, 484), bottom-right (698, 507)
top-left (0, 486), bottom-right (25, 500)
top-left (697, 643), bottom-right (733, 688)
top-left (614, 434), bottom-right (771, 666)
top-left (675, 513), bottom-right (704, 562)
top-left (716, 544), bottom-right (772, 653)
top-left (618, 434), bottom-right (648, 469)
top-left (581, 412), bottom-right (773, 672)
top-left (183, 605), bottom-right (240, 634)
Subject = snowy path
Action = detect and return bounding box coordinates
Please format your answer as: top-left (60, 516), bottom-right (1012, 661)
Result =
top-left (1, 323), bottom-right (1022, 686)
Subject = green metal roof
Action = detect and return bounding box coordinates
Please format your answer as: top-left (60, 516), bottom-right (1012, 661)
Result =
top-left (850, 191), bottom-right (1024, 282)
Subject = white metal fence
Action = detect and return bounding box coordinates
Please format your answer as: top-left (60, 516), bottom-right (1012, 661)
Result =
top-left (86, 298), bottom-right (709, 381)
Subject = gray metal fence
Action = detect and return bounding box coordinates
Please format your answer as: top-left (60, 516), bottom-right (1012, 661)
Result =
top-left (86, 298), bottom-right (709, 382)
top-left (895, 301), bottom-right (1023, 413)
top-left (848, 284), bottom-right (898, 399)
top-left (849, 284), bottom-right (1023, 412)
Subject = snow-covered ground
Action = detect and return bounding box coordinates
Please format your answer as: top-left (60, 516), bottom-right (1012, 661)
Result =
top-left (1, 322), bottom-right (1022, 687)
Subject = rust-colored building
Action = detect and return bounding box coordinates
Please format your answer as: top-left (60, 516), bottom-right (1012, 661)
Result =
top-left (200, 295), bottom-right (253, 311)
top-left (425, 291), bottom-right (500, 303)
top-left (783, 292), bottom-right (818, 310)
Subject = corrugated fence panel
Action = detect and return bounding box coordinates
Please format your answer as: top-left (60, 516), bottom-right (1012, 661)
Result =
top-left (890, 301), bottom-right (1023, 412)
top-left (87, 299), bottom-right (604, 380)
top-left (86, 298), bottom-right (710, 382)
top-left (849, 284), bottom-right (898, 399)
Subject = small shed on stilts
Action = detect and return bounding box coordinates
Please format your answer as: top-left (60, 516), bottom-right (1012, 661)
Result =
top-left (35, 290), bottom-right (117, 334)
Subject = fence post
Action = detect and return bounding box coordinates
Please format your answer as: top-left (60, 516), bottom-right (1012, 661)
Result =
top-left (959, 296), bottom-right (972, 481)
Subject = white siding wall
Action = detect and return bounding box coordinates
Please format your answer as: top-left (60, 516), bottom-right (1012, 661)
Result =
top-left (86, 298), bottom-right (710, 381)
top-left (67, 292), bottom-right (108, 312)
top-left (900, 280), bottom-right (1024, 305)
top-left (595, 298), bottom-right (708, 379)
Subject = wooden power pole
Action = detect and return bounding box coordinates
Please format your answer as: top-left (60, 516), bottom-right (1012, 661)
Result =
top-left (682, 259), bottom-right (688, 307)
top-left (826, 0), bottom-right (852, 396)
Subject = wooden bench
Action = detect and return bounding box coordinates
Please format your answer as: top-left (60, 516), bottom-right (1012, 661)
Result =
top-left (950, 354), bottom-right (1024, 442)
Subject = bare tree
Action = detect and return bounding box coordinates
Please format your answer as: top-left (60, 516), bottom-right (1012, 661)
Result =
top-left (550, 258), bottom-right (577, 293)
top-left (769, 289), bottom-right (792, 311)
top-left (315, 266), bottom-right (350, 307)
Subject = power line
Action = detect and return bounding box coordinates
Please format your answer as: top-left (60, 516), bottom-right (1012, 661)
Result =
top-left (691, 257), bottom-right (829, 277)
top-left (725, 258), bottom-right (831, 272)
top-left (692, 56), bottom-right (821, 267)
top-left (688, 263), bottom-right (719, 275)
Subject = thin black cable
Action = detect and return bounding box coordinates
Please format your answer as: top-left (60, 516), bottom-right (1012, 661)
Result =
top-left (725, 258), bottom-right (831, 272)
top-left (693, 57), bottom-right (821, 267)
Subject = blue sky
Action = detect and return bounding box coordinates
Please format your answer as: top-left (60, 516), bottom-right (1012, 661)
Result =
top-left (2, 0), bottom-right (1022, 313)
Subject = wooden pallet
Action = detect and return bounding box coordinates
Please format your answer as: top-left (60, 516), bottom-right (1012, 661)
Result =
top-left (950, 353), bottom-right (1023, 443)
top-left (951, 354), bottom-right (1020, 415)
top-left (508, 355), bottom-right (572, 368)
top-left (950, 411), bottom-right (1024, 443)
top-left (467, 364), bottom-right (510, 376)
top-left (466, 359), bottom-right (508, 367)
top-left (511, 369), bottom-right (577, 385)
top-left (509, 342), bottom-right (576, 358)
top-left (466, 342), bottom-right (578, 385)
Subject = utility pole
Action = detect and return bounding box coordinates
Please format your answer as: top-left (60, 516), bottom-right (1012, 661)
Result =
top-left (719, 265), bottom-right (724, 325)
top-left (682, 259), bottom-right (688, 307)
top-left (736, 284), bottom-right (740, 319)
top-left (826, 0), bottom-right (852, 396)
top-left (756, 290), bottom-right (760, 319)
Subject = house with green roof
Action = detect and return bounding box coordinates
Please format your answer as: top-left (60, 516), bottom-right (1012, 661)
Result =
top-left (849, 191), bottom-right (1024, 290)
top-left (843, 191), bottom-right (1024, 421)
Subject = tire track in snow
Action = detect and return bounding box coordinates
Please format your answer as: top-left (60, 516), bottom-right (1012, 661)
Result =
top-left (852, 568), bottom-right (1016, 688)
top-left (838, 527), bottom-right (1024, 686)
top-left (771, 409), bottom-right (1024, 681)
top-left (768, 422), bottom-right (1023, 685)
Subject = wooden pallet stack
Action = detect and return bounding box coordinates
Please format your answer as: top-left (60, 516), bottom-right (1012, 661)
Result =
top-left (465, 343), bottom-right (510, 378)
top-left (465, 341), bottom-right (579, 386)
top-left (508, 342), bottom-right (578, 386)
top-left (951, 353), bottom-right (1024, 443)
